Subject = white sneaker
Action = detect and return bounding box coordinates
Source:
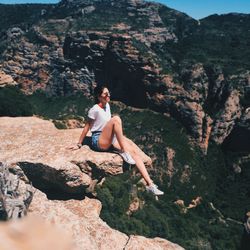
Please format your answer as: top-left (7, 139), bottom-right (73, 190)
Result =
top-left (119, 151), bottom-right (136, 165)
top-left (146, 184), bottom-right (164, 196)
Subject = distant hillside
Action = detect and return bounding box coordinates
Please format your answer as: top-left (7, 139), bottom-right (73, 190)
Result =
top-left (183, 13), bottom-right (250, 74)
top-left (0, 4), bottom-right (53, 32)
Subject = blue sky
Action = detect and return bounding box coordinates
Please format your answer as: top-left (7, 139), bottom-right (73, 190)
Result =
top-left (0, 0), bottom-right (249, 20)
top-left (0, 0), bottom-right (59, 3)
top-left (152, 0), bottom-right (250, 19)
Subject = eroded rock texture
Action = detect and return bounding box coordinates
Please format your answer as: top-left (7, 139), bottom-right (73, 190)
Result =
top-left (0, 162), bottom-right (33, 220)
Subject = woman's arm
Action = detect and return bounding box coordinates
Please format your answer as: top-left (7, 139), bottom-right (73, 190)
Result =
top-left (77, 119), bottom-right (92, 146)
top-left (67, 119), bottom-right (93, 150)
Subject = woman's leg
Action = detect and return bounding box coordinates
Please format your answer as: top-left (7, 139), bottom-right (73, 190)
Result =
top-left (98, 115), bottom-right (129, 151)
top-left (112, 139), bottom-right (153, 186)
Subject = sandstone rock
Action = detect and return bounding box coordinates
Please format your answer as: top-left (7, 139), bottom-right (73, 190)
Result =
top-left (200, 115), bottom-right (213, 154)
top-left (211, 90), bottom-right (242, 144)
top-left (165, 147), bottom-right (175, 187)
top-left (205, 66), bottom-right (226, 107)
top-left (29, 190), bottom-right (129, 250)
top-left (126, 184), bottom-right (145, 216)
top-left (63, 31), bottom-right (157, 107)
top-left (187, 196), bottom-right (202, 209)
top-left (180, 63), bottom-right (209, 103)
top-left (111, 23), bottom-right (131, 31)
top-left (174, 197), bottom-right (202, 214)
top-left (173, 101), bottom-right (205, 140)
top-left (0, 117), bottom-right (151, 194)
top-left (126, 197), bottom-right (141, 216)
top-left (29, 188), bottom-right (183, 250)
top-left (180, 165), bottom-right (191, 184)
top-left (0, 71), bottom-right (18, 87)
top-left (125, 235), bottom-right (184, 250)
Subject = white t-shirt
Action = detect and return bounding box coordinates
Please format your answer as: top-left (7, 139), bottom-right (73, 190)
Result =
top-left (88, 103), bottom-right (111, 132)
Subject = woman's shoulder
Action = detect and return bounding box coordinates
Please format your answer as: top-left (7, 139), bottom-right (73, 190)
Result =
top-left (88, 103), bottom-right (110, 113)
top-left (87, 104), bottom-right (100, 119)
top-left (88, 104), bottom-right (99, 114)
top-left (89, 104), bottom-right (99, 111)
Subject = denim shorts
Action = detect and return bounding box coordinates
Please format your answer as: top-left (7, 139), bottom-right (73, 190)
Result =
top-left (91, 131), bottom-right (117, 152)
top-left (91, 131), bottom-right (105, 152)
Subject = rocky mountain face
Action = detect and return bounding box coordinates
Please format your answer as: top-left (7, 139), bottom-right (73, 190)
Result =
top-left (0, 0), bottom-right (249, 153)
top-left (0, 117), bottom-right (183, 250)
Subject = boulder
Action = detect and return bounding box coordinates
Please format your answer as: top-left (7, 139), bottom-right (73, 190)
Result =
top-left (0, 116), bottom-right (151, 194)
top-left (29, 188), bottom-right (184, 250)
top-left (29, 189), bottom-right (129, 250)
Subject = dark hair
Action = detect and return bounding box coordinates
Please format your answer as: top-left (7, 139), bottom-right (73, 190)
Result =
top-left (94, 85), bottom-right (107, 104)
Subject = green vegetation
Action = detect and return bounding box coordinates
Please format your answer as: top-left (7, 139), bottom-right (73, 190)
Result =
top-left (0, 86), bottom-right (33, 116)
top-left (48, 2), bottom-right (150, 32)
top-left (0, 86), bottom-right (92, 127)
top-left (180, 14), bottom-right (250, 74)
top-left (132, 39), bottom-right (174, 75)
top-left (98, 174), bottom-right (243, 249)
top-left (39, 20), bottom-right (70, 38)
top-left (158, 6), bottom-right (250, 75)
top-left (0, 4), bottom-right (52, 32)
top-left (26, 90), bottom-right (93, 120)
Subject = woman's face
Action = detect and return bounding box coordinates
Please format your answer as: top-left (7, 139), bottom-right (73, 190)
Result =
top-left (99, 87), bottom-right (111, 103)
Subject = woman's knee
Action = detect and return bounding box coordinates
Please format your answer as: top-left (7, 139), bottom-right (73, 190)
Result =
top-left (127, 146), bottom-right (137, 155)
top-left (111, 115), bottom-right (122, 124)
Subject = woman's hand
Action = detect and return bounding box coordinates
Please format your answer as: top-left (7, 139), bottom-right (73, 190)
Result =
top-left (66, 143), bottom-right (82, 150)
top-left (66, 121), bottom-right (91, 151)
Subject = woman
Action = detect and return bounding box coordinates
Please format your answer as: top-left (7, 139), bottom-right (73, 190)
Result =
top-left (69, 85), bottom-right (164, 196)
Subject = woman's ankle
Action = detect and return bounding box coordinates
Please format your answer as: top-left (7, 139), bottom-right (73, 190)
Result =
top-left (147, 181), bottom-right (153, 186)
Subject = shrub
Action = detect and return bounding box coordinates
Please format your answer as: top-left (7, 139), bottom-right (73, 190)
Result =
top-left (0, 86), bottom-right (33, 116)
